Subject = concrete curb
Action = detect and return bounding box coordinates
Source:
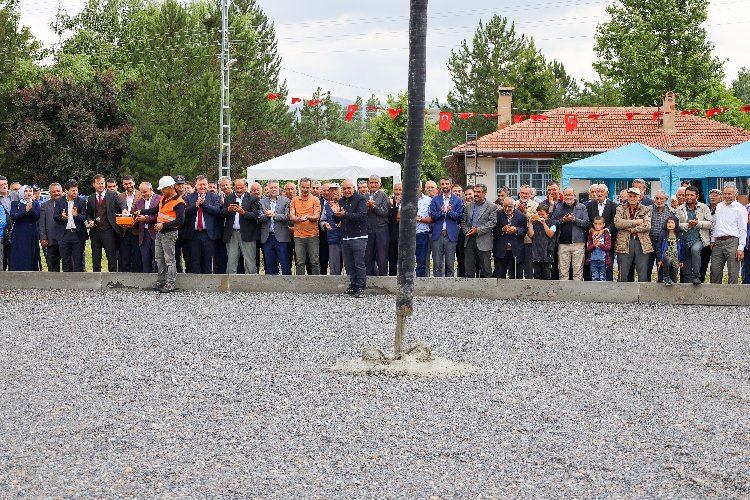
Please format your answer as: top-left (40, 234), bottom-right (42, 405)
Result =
top-left (1, 272), bottom-right (747, 306)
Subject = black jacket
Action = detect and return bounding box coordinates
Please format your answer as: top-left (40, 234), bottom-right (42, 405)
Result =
top-left (334, 193), bottom-right (368, 239)
top-left (52, 196), bottom-right (89, 242)
top-left (86, 191), bottom-right (125, 235)
top-left (587, 199), bottom-right (617, 237)
top-left (221, 192), bottom-right (261, 243)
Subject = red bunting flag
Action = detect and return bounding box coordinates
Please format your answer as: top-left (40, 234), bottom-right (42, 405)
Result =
top-left (267, 93), bottom-right (281, 100)
top-left (679, 109), bottom-right (700, 115)
top-left (458, 113), bottom-right (476, 119)
top-left (652, 111), bottom-right (664, 121)
top-left (483, 113), bottom-right (502, 118)
top-left (439, 112), bottom-right (453, 131)
top-left (625, 112), bottom-right (639, 120)
top-left (565, 113), bottom-right (578, 133)
top-left (513, 115), bottom-right (528, 123)
top-left (387, 108), bottom-right (403, 119)
top-left (346, 104), bottom-right (358, 122)
top-left (366, 105), bottom-right (381, 111)
top-left (740, 105), bottom-right (750, 113)
top-left (308, 99), bottom-right (321, 107)
top-left (587, 113), bottom-right (608, 120)
top-left (706, 107), bottom-right (729, 118)
top-left (530, 115), bottom-right (548, 122)
top-left (291, 97), bottom-right (301, 104)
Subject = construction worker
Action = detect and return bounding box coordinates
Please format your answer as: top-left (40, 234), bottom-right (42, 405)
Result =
top-left (134, 176), bottom-right (185, 293)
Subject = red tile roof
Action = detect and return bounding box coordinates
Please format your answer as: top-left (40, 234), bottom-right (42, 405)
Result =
top-left (452, 107), bottom-right (750, 156)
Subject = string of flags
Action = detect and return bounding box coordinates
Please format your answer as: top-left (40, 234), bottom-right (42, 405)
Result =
top-left (268, 93), bottom-right (750, 131)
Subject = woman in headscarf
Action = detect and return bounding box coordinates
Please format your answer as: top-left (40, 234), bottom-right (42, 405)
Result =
top-left (10, 185), bottom-right (41, 271)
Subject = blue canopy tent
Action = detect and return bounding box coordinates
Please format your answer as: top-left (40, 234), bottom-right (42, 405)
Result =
top-left (670, 140), bottom-right (750, 197)
top-left (562, 143), bottom-right (683, 198)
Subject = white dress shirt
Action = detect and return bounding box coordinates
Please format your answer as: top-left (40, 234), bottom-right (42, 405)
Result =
top-left (233, 193), bottom-right (244, 230)
top-left (711, 200), bottom-right (747, 249)
top-left (66, 199), bottom-right (76, 230)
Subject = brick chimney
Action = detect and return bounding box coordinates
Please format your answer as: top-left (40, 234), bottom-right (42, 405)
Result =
top-left (661, 91), bottom-right (677, 133)
top-left (497, 86), bottom-right (515, 129)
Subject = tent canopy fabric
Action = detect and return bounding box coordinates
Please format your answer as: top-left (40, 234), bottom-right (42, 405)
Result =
top-left (670, 139), bottom-right (750, 195)
top-left (562, 142), bottom-right (683, 196)
top-left (247, 139), bottom-right (402, 183)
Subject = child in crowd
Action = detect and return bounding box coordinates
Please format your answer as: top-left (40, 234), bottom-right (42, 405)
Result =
top-left (586, 216), bottom-right (611, 281)
top-left (526, 205), bottom-right (556, 280)
top-left (657, 215), bottom-right (683, 285)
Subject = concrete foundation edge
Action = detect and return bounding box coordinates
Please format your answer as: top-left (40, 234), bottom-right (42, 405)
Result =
top-left (1, 272), bottom-right (747, 306)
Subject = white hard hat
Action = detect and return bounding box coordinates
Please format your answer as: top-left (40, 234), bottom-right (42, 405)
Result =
top-left (157, 175), bottom-right (176, 191)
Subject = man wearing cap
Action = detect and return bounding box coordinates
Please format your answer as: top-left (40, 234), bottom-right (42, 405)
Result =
top-left (86, 173), bottom-right (125, 272)
top-left (134, 176), bottom-right (185, 292)
top-left (614, 187), bottom-right (653, 282)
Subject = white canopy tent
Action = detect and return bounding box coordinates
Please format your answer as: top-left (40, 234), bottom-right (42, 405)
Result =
top-left (246, 139), bottom-right (402, 184)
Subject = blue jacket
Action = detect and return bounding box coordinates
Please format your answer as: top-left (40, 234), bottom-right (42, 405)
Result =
top-left (183, 191), bottom-right (222, 241)
top-left (429, 193), bottom-right (464, 242)
top-left (322, 201), bottom-right (342, 244)
top-left (656, 230), bottom-right (684, 264)
top-left (334, 193), bottom-right (368, 239)
top-left (0, 203), bottom-right (6, 238)
top-left (493, 209), bottom-right (528, 259)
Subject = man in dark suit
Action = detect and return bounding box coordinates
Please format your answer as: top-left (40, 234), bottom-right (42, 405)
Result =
top-left (387, 183), bottom-right (401, 276)
top-left (494, 197), bottom-right (528, 279)
top-left (53, 179), bottom-right (89, 272)
top-left (221, 178), bottom-right (261, 274)
top-left (586, 184), bottom-right (617, 281)
top-left (86, 173), bottom-right (124, 272)
top-left (134, 181), bottom-right (160, 273)
top-left (173, 174), bottom-right (191, 273)
top-left (118, 175), bottom-right (142, 272)
top-left (183, 175), bottom-right (222, 274)
top-left (39, 182), bottom-right (63, 272)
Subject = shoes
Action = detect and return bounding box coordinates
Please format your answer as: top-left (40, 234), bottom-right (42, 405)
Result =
top-left (344, 286), bottom-right (356, 295)
top-left (158, 283), bottom-right (175, 293)
top-left (353, 288), bottom-right (365, 298)
top-left (146, 281), bottom-right (166, 291)
top-left (692, 277), bottom-right (702, 285)
top-left (664, 277), bottom-right (673, 286)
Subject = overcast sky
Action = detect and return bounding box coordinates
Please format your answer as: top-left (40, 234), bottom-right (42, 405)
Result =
top-left (18, 0), bottom-right (750, 103)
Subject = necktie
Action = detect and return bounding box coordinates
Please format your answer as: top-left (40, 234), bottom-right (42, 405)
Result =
top-left (98, 193), bottom-right (102, 204)
top-left (197, 206), bottom-right (204, 231)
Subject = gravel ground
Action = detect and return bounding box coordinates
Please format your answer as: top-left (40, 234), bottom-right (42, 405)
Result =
top-left (0, 289), bottom-right (748, 498)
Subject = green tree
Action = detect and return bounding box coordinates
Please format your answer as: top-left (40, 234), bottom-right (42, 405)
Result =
top-left (731, 67), bottom-right (750, 104)
top-left (3, 73), bottom-right (132, 186)
top-left (445, 15), bottom-right (579, 140)
top-left (0, 0), bottom-right (42, 165)
top-left (593, 0), bottom-right (724, 106)
top-left (365, 94), bottom-right (444, 183)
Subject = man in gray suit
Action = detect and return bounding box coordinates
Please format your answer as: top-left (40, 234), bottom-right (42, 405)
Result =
top-left (258, 180), bottom-right (292, 275)
top-left (460, 184), bottom-right (497, 278)
top-left (39, 182), bottom-right (63, 272)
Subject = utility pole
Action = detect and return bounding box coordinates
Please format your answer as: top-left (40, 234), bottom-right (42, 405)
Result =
top-left (218, 0), bottom-right (231, 181)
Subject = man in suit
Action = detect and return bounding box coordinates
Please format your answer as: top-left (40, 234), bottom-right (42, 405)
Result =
top-left (586, 184), bottom-right (617, 281)
top-left (364, 175), bottom-right (390, 276)
top-left (494, 197), bottom-right (528, 279)
top-left (221, 178), bottom-right (261, 274)
top-left (258, 180), bottom-right (292, 275)
top-left (39, 182), bottom-right (63, 272)
top-left (214, 176), bottom-right (233, 274)
top-left (173, 175), bottom-right (191, 273)
top-left (134, 181), bottom-right (160, 273)
top-left (312, 180), bottom-right (329, 275)
top-left (53, 179), bottom-right (89, 272)
top-left (517, 184), bottom-right (539, 279)
top-left (182, 175), bottom-right (222, 274)
top-left (118, 175), bottom-right (142, 272)
top-left (387, 182), bottom-right (402, 276)
top-left (86, 173), bottom-right (124, 272)
top-left (460, 184), bottom-right (497, 278)
top-left (0, 176), bottom-right (20, 270)
top-left (429, 176), bottom-right (464, 277)
top-left (250, 182), bottom-right (264, 273)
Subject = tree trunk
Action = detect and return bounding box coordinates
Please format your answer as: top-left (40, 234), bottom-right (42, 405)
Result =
top-left (395, 0), bottom-right (428, 357)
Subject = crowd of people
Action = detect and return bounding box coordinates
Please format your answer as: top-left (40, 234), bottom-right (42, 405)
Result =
top-left (0, 173), bottom-right (748, 295)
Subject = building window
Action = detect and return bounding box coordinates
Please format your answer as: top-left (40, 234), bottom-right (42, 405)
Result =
top-left (717, 178), bottom-right (749, 195)
top-left (495, 159), bottom-right (552, 197)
